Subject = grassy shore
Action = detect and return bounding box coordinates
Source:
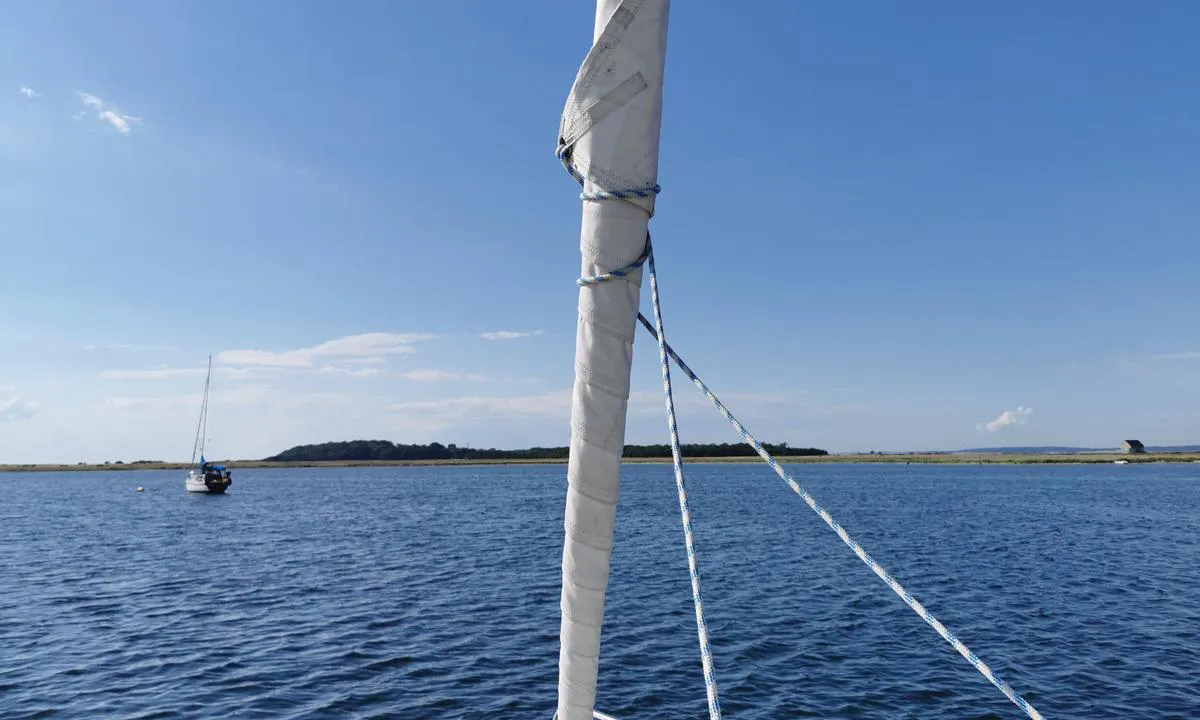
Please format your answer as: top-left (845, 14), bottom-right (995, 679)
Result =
top-left (3, 452), bottom-right (1199, 473)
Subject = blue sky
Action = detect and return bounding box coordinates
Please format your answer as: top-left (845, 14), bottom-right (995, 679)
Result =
top-left (2, 1), bottom-right (1199, 463)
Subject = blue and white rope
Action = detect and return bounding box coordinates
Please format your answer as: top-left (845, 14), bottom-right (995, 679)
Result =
top-left (646, 246), bottom-right (722, 720)
top-left (633, 313), bottom-right (1046, 720)
top-left (567, 137), bottom-right (723, 720)
top-left (575, 240), bottom-right (651, 287)
top-left (557, 144), bottom-right (662, 202)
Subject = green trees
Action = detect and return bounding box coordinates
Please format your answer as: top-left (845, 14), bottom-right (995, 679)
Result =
top-left (264, 440), bottom-right (827, 462)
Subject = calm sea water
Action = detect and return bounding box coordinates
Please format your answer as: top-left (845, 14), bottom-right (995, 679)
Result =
top-left (1, 462), bottom-right (1197, 719)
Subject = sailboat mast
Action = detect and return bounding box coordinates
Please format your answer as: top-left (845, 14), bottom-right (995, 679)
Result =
top-left (556, 2), bottom-right (670, 718)
top-left (190, 355), bottom-right (212, 465)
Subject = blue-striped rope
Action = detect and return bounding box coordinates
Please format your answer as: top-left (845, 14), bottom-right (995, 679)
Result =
top-left (633, 313), bottom-right (1046, 720)
top-left (645, 245), bottom-right (722, 719)
top-left (575, 240), bottom-right (651, 287)
top-left (567, 137), bottom-right (723, 720)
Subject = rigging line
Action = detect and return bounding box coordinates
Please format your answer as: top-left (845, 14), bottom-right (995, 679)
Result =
top-left (635, 313), bottom-right (1046, 720)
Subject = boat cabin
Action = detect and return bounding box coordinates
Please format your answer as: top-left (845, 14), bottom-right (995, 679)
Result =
top-left (200, 462), bottom-right (232, 490)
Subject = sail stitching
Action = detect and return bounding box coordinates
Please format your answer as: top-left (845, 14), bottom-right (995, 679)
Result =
top-left (567, 172), bottom-right (723, 720)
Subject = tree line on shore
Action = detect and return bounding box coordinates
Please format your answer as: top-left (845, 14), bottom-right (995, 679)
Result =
top-left (264, 440), bottom-right (828, 462)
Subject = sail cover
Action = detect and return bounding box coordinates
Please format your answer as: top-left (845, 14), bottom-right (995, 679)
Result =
top-left (556, 2), bottom-right (670, 719)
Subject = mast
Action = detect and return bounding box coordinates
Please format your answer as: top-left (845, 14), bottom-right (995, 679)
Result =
top-left (556, 2), bottom-right (670, 718)
top-left (190, 355), bottom-right (212, 466)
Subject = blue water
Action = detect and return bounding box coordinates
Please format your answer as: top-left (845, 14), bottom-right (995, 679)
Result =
top-left (1, 463), bottom-right (1197, 719)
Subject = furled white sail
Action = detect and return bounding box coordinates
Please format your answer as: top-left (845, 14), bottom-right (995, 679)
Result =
top-left (556, 2), bottom-right (670, 719)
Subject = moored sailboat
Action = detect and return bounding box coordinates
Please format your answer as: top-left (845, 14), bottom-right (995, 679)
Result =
top-left (185, 355), bottom-right (231, 494)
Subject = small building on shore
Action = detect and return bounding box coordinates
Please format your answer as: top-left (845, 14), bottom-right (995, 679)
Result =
top-left (1120, 439), bottom-right (1146, 454)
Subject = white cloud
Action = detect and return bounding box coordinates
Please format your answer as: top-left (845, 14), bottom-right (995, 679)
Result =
top-left (979, 405), bottom-right (1033, 432)
top-left (384, 387), bottom-right (817, 429)
top-left (86, 343), bottom-right (176, 351)
top-left (480, 330), bottom-right (545, 341)
top-left (1153, 352), bottom-right (1200, 361)
top-left (383, 387), bottom-right (794, 422)
top-left (400, 370), bottom-right (460, 383)
top-left (216, 350), bottom-right (316, 368)
top-left (307, 332), bottom-right (433, 356)
top-left (19, 86), bottom-right (39, 98)
top-left (217, 332), bottom-right (434, 368)
top-left (387, 390), bottom-right (572, 419)
top-left (316, 365), bottom-right (381, 378)
top-left (0, 395), bottom-right (38, 422)
top-left (101, 366), bottom-right (256, 381)
top-left (106, 384), bottom-right (271, 410)
top-left (76, 91), bottom-right (142, 134)
top-left (102, 368), bottom-right (206, 380)
top-left (399, 370), bottom-right (488, 383)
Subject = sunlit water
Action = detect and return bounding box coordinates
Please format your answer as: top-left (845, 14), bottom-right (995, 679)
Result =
top-left (2, 463), bottom-right (1197, 718)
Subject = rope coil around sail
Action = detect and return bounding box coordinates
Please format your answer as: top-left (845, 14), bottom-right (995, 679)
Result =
top-left (565, 133), bottom-right (724, 720)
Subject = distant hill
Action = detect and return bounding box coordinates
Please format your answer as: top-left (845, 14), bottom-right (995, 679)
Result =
top-left (264, 440), bottom-right (828, 463)
top-left (956, 444), bottom-right (1200, 454)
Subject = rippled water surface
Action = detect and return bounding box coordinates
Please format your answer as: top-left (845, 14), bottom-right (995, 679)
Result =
top-left (2, 463), bottom-right (1198, 718)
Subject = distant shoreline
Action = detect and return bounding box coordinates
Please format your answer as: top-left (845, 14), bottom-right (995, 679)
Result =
top-left (3, 452), bottom-right (1198, 473)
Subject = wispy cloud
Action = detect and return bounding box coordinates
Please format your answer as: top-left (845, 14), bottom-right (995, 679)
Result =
top-left (19, 86), bottom-right (39, 99)
top-left (386, 388), bottom-right (801, 423)
top-left (86, 343), bottom-right (177, 351)
top-left (316, 365), bottom-right (381, 378)
top-left (382, 387), bottom-right (848, 438)
top-left (625, 389), bottom-right (814, 417)
top-left (387, 390), bottom-right (572, 419)
top-left (479, 330), bottom-right (545, 341)
top-left (102, 368), bottom-right (206, 381)
top-left (106, 384), bottom-right (271, 410)
top-left (399, 370), bottom-right (488, 383)
top-left (104, 352), bottom-right (414, 380)
top-left (218, 332), bottom-right (434, 368)
top-left (1152, 351), bottom-right (1200, 361)
top-left (76, 91), bottom-right (142, 134)
top-left (0, 395), bottom-right (39, 423)
top-left (100, 366), bottom-right (256, 381)
top-left (104, 387), bottom-right (353, 428)
top-left (978, 405), bottom-right (1032, 432)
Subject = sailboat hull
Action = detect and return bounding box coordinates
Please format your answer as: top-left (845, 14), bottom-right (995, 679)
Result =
top-left (185, 470), bottom-right (230, 494)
